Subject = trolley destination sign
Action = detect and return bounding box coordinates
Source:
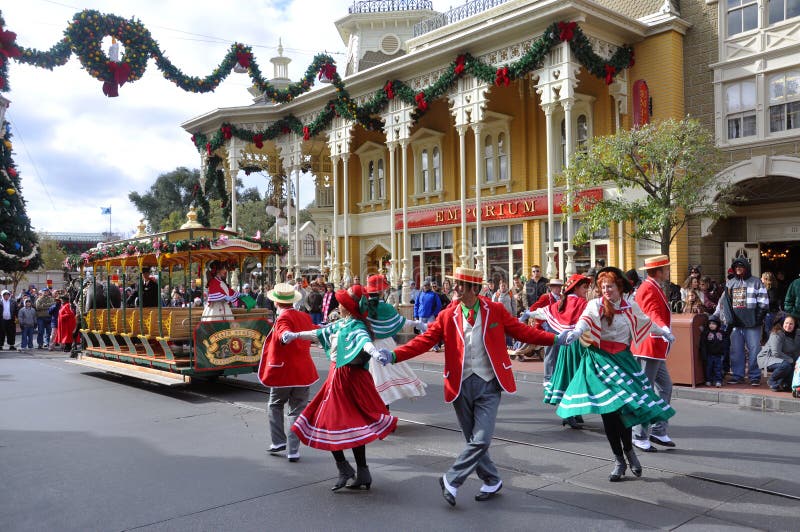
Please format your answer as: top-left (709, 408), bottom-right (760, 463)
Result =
top-left (394, 188), bottom-right (603, 230)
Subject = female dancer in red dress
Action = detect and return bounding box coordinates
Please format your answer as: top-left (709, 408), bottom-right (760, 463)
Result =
top-left (283, 288), bottom-right (397, 491)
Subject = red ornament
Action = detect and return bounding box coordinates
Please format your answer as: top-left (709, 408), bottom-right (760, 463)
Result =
top-left (206, 142), bottom-right (212, 156)
top-left (8, 167), bottom-right (17, 177)
top-left (384, 81), bottom-right (394, 100)
top-left (557, 21), bottom-right (577, 42)
top-left (303, 126), bottom-right (310, 141)
top-left (495, 66), bottom-right (510, 87)
top-left (221, 125), bottom-right (232, 140)
top-left (604, 64), bottom-right (616, 85)
top-left (281, 125), bottom-right (290, 134)
top-left (235, 49), bottom-right (252, 69)
top-left (253, 133), bottom-right (264, 149)
top-left (0, 27), bottom-right (22, 62)
top-left (454, 54), bottom-right (467, 76)
top-left (415, 92), bottom-right (428, 112)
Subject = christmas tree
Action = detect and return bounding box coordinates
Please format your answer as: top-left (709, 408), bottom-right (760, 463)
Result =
top-left (0, 115), bottom-right (41, 273)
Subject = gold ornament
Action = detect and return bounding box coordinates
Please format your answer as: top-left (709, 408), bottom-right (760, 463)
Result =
top-left (6, 188), bottom-right (15, 195)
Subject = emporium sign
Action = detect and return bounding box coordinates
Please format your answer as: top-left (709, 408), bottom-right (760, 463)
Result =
top-left (394, 188), bottom-right (603, 230)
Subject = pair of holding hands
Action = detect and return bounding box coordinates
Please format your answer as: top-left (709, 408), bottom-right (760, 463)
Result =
top-left (281, 331), bottom-right (394, 366)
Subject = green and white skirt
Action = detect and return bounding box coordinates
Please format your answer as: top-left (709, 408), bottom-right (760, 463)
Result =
top-left (544, 343), bottom-right (675, 428)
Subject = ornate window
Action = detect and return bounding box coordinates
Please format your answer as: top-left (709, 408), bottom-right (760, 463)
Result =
top-left (555, 95), bottom-right (595, 170)
top-left (768, 70), bottom-right (800, 132)
top-left (725, 80), bottom-right (757, 139)
top-left (478, 111), bottom-right (512, 192)
top-left (410, 128), bottom-right (445, 203)
top-left (769, 0), bottom-right (800, 24)
top-left (303, 233), bottom-right (316, 257)
top-left (727, 0), bottom-right (759, 36)
top-left (355, 141), bottom-right (387, 210)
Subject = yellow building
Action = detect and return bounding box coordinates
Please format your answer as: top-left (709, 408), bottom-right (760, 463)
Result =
top-left (182, 0), bottom-right (691, 296)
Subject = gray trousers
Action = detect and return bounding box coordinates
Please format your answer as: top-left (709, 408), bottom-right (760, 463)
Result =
top-left (632, 357), bottom-right (673, 439)
top-left (541, 322), bottom-right (557, 382)
top-left (446, 374), bottom-right (502, 488)
top-left (268, 386), bottom-right (310, 455)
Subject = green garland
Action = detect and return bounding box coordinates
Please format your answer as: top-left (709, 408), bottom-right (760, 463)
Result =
top-left (2, 11), bottom-right (633, 210)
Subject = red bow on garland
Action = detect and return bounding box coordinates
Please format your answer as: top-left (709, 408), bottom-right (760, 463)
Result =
top-left (604, 64), bottom-right (616, 85)
top-left (454, 54), bottom-right (467, 76)
top-left (303, 126), bottom-right (310, 141)
top-left (235, 50), bottom-right (251, 69)
top-left (221, 125), bottom-right (232, 140)
top-left (557, 21), bottom-right (577, 42)
top-left (102, 61), bottom-right (131, 97)
top-left (253, 133), bottom-right (264, 149)
top-left (415, 92), bottom-right (428, 112)
top-left (495, 66), bottom-right (510, 87)
top-left (384, 81), bottom-right (394, 100)
top-left (0, 27), bottom-right (21, 82)
top-left (205, 142), bottom-right (212, 156)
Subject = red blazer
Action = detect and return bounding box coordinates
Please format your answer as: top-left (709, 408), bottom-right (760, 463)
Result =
top-left (529, 292), bottom-right (558, 311)
top-left (394, 296), bottom-right (555, 402)
top-left (257, 309), bottom-right (319, 388)
top-left (631, 277), bottom-right (672, 360)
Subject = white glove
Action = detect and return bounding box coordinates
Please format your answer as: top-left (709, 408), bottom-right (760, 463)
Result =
top-left (415, 320), bottom-right (428, 333)
top-left (376, 348), bottom-right (393, 366)
top-left (662, 332), bottom-right (676, 344)
top-left (281, 331), bottom-right (299, 344)
top-left (561, 330), bottom-right (578, 345)
top-left (518, 310), bottom-right (532, 323)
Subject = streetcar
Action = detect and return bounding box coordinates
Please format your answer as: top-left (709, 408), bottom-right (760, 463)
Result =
top-left (67, 214), bottom-right (283, 386)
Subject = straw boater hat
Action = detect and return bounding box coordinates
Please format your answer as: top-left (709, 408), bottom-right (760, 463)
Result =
top-left (639, 254), bottom-right (671, 271)
top-left (267, 282), bottom-right (302, 305)
top-left (548, 278), bottom-right (564, 286)
top-left (446, 266), bottom-right (484, 286)
top-left (563, 274), bottom-right (590, 294)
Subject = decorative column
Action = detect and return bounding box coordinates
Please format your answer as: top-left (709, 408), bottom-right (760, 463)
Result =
top-left (387, 141), bottom-right (398, 285)
top-left (227, 137), bottom-right (241, 231)
top-left (472, 123), bottom-right (484, 275)
top-left (542, 103), bottom-right (557, 279)
top-left (294, 166), bottom-right (301, 279)
top-left (562, 98), bottom-right (576, 277)
top-left (285, 172), bottom-right (293, 279)
top-left (342, 154), bottom-right (352, 285)
top-left (331, 156), bottom-right (341, 286)
top-left (400, 140), bottom-right (411, 304)
top-left (456, 125), bottom-right (469, 267)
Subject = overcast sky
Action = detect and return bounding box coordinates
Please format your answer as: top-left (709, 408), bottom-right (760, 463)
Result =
top-left (3, 0), bottom-right (445, 236)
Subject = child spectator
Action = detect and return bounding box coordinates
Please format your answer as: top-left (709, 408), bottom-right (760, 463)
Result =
top-left (18, 298), bottom-right (37, 350)
top-left (699, 316), bottom-right (727, 387)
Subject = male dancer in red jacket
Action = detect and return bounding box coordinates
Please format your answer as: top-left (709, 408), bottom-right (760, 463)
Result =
top-left (381, 267), bottom-right (566, 506)
top-left (631, 255), bottom-right (677, 452)
top-left (258, 283), bottom-right (319, 462)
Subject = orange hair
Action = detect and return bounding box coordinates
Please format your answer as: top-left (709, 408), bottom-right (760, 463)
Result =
top-left (596, 270), bottom-right (625, 325)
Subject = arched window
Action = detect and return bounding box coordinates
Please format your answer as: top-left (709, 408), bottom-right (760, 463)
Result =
top-left (421, 148), bottom-right (430, 192)
top-left (484, 134), bottom-right (495, 182)
top-left (432, 147), bottom-right (442, 190)
top-left (377, 159), bottom-right (385, 199)
top-left (303, 233), bottom-right (316, 257)
top-left (368, 160), bottom-right (376, 200)
top-left (577, 115), bottom-right (589, 153)
top-left (497, 133), bottom-right (508, 182)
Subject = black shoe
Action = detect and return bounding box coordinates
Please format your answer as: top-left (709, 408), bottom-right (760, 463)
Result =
top-left (574, 415), bottom-right (585, 424)
top-left (332, 461), bottom-right (355, 491)
top-left (439, 477), bottom-right (456, 506)
top-left (9, 346), bottom-right (16, 351)
top-left (475, 481), bottom-right (502, 501)
top-left (609, 454), bottom-right (627, 482)
top-left (268, 443), bottom-right (287, 454)
top-left (287, 455), bottom-right (300, 463)
top-left (649, 435), bottom-right (676, 448)
top-left (346, 466), bottom-right (372, 490)
top-left (562, 417), bottom-right (581, 429)
top-left (624, 449), bottom-right (642, 477)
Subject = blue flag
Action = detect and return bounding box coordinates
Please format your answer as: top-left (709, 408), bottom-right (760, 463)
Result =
top-left (101, 207), bottom-right (111, 215)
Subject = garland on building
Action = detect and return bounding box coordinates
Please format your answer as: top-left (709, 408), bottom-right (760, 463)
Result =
top-left (0, 119), bottom-right (41, 272)
top-left (1, 10), bottom-right (633, 220)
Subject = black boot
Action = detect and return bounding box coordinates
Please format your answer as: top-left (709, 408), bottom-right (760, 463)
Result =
top-left (575, 415), bottom-right (585, 424)
top-left (562, 417), bottom-right (580, 429)
top-left (609, 454), bottom-right (627, 482)
top-left (332, 460), bottom-right (355, 491)
top-left (624, 449), bottom-right (642, 477)
top-left (346, 466), bottom-right (372, 490)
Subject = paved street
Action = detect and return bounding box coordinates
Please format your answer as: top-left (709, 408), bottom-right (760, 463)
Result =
top-left (2, 348), bottom-right (800, 531)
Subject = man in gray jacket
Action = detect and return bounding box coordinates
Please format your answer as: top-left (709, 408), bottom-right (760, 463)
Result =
top-left (35, 287), bottom-right (54, 349)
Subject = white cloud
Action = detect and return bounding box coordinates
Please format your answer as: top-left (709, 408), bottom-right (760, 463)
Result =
top-left (3, 0), bottom-right (446, 235)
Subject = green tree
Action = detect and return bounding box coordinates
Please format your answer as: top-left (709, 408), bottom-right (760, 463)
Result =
top-left (563, 118), bottom-right (735, 255)
top-left (0, 120), bottom-right (41, 273)
top-left (37, 234), bottom-right (67, 270)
